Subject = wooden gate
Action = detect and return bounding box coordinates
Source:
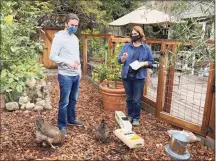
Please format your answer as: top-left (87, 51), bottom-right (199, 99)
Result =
top-left (156, 44), bottom-right (215, 136)
top-left (40, 27), bottom-right (63, 68)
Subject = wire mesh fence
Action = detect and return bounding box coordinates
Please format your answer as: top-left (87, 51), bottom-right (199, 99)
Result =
top-left (162, 45), bottom-right (211, 125)
top-left (143, 41), bottom-right (213, 126)
top-left (145, 43), bottom-right (161, 102)
top-left (79, 36), bottom-right (108, 78)
top-left (167, 73), bottom-right (208, 125)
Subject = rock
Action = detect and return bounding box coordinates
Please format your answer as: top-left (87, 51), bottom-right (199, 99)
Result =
top-left (20, 104), bottom-right (26, 110)
top-left (35, 82), bottom-right (50, 99)
top-left (45, 92), bottom-right (50, 98)
top-left (33, 105), bottom-right (43, 111)
top-left (5, 102), bottom-right (19, 111)
top-left (25, 102), bottom-right (35, 110)
top-left (26, 88), bottom-right (37, 103)
top-left (44, 104), bottom-right (52, 110)
top-left (26, 78), bottom-right (36, 89)
top-left (36, 98), bottom-right (42, 102)
top-left (44, 97), bottom-right (51, 101)
top-left (37, 79), bottom-right (46, 87)
top-left (36, 88), bottom-right (43, 98)
top-left (47, 82), bottom-right (52, 90)
top-left (23, 91), bottom-right (27, 97)
top-left (19, 96), bottom-right (29, 105)
top-left (44, 99), bottom-right (52, 110)
top-left (24, 110), bottom-right (30, 114)
top-left (40, 86), bottom-right (49, 98)
top-left (36, 100), bottom-right (45, 107)
top-left (35, 84), bottom-right (41, 90)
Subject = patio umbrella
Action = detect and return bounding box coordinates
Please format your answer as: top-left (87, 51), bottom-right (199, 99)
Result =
top-left (109, 6), bottom-right (176, 27)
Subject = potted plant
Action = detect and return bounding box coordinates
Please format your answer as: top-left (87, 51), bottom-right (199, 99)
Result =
top-left (92, 54), bottom-right (126, 111)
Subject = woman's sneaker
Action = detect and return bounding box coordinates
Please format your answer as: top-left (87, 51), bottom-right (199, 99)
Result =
top-left (128, 116), bottom-right (133, 123)
top-left (132, 119), bottom-right (139, 126)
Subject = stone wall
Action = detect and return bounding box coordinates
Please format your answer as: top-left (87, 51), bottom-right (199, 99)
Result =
top-left (5, 78), bottom-right (52, 111)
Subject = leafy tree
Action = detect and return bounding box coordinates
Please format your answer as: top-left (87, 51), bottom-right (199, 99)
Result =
top-left (45, 0), bottom-right (141, 32)
top-left (101, 0), bottom-right (142, 21)
top-left (0, 1), bottom-right (53, 101)
top-left (46, 0), bottom-right (106, 32)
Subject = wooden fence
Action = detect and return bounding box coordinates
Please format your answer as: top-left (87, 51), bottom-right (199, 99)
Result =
top-left (41, 27), bottom-right (215, 138)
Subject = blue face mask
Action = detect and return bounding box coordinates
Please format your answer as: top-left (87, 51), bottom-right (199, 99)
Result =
top-left (67, 26), bottom-right (77, 35)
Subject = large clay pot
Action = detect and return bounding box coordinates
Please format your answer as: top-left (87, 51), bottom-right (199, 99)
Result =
top-left (99, 81), bottom-right (126, 111)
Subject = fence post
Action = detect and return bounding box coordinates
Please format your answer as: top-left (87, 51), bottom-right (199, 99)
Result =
top-left (82, 35), bottom-right (87, 75)
top-left (111, 35), bottom-right (116, 55)
top-left (143, 69), bottom-right (151, 96)
top-left (163, 44), bottom-right (176, 113)
top-left (156, 41), bottom-right (167, 117)
top-left (143, 43), bottom-right (153, 96)
top-left (201, 61), bottom-right (215, 136)
top-left (107, 35), bottom-right (113, 66)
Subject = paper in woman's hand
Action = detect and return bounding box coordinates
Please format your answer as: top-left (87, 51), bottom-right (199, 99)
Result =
top-left (129, 60), bottom-right (143, 70)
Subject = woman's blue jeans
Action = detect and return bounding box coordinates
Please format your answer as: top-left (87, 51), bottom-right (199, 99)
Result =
top-left (122, 74), bottom-right (145, 120)
top-left (58, 74), bottom-right (80, 130)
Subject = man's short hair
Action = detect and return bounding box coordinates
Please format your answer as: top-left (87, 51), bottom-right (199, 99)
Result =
top-left (65, 13), bottom-right (79, 23)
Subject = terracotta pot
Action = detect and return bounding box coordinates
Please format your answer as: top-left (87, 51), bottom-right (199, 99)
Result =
top-left (116, 81), bottom-right (124, 88)
top-left (102, 80), bottom-right (124, 89)
top-left (0, 94), bottom-right (5, 109)
top-left (99, 81), bottom-right (126, 111)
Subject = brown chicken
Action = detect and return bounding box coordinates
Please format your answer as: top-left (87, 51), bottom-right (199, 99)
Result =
top-left (35, 116), bottom-right (65, 149)
top-left (95, 119), bottom-right (109, 143)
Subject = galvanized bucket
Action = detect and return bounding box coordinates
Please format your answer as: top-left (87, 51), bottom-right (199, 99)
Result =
top-left (169, 132), bottom-right (190, 155)
top-left (165, 144), bottom-right (190, 160)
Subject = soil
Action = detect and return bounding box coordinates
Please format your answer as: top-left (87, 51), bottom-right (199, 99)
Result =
top-left (0, 76), bottom-right (215, 160)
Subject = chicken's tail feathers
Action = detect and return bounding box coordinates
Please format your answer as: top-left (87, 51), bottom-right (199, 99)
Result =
top-left (35, 115), bottom-right (44, 130)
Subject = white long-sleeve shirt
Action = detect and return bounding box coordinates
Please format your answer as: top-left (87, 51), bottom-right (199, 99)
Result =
top-left (49, 30), bottom-right (81, 76)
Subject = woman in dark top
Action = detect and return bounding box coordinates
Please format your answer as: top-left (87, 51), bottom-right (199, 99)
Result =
top-left (118, 26), bottom-right (154, 126)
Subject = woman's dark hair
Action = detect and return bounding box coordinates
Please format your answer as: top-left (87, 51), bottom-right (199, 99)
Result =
top-left (130, 26), bottom-right (146, 42)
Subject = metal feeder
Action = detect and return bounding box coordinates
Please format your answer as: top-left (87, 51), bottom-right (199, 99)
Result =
top-left (165, 132), bottom-right (190, 160)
